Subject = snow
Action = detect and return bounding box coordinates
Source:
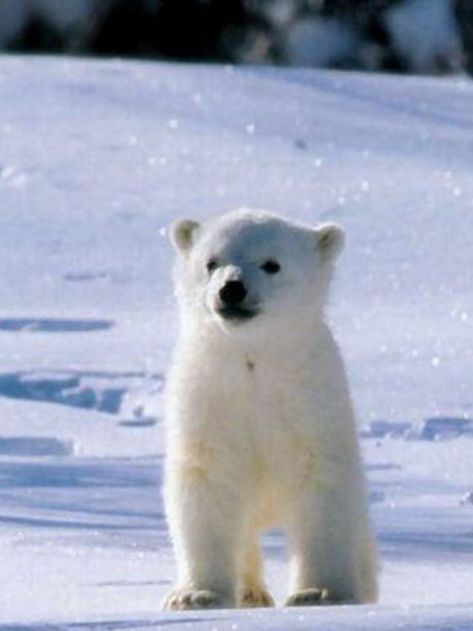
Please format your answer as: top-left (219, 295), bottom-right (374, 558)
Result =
top-left (0, 54), bottom-right (473, 629)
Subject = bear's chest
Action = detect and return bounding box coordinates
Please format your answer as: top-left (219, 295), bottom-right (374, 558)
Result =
top-left (212, 352), bottom-right (322, 436)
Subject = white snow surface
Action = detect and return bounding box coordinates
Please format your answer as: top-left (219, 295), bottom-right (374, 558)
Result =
top-left (0, 55), bottom-right (473, 629)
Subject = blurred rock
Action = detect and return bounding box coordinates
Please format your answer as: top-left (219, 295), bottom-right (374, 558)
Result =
top-left (0, 0), bottom-right (469, 76)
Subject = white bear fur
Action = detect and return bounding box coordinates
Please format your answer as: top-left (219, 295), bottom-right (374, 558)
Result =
top-left (162, 209), bottom-right (378, 610)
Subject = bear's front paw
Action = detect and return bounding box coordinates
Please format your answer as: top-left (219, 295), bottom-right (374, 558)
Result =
top-left (285, 587), bottom-right (333, 607)
top-left (238, 586), bottom-right (275, 608)
top-left (162, 588), bottom-right (231, 611)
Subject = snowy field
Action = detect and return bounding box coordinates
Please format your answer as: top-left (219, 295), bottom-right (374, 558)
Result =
top-left (0, 55), bottom-right (473, 629)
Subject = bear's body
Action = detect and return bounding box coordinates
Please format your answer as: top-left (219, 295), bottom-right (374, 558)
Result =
top-left (163, 209), bottom-right (378, 610)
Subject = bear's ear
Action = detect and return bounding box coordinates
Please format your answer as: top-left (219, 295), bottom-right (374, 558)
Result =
top-left (171, 219), bottom-right (200, 253)
top-left (315, 223), bottom-right (345, 261)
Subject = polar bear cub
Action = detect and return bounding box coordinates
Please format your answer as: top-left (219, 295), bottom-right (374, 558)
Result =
top-left (162, 209), bottom-right (378, 610)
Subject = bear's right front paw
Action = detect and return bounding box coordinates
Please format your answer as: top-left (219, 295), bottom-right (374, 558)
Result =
top-left (285, 587), bottom-right (332, 607)
top-left (162, 588), bottom-right (230, 611)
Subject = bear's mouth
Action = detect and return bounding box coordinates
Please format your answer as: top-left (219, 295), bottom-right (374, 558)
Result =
top-left (217, 306), bottom-right (258, 321)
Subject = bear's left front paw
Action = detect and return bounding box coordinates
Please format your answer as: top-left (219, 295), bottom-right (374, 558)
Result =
top-left (285, 587), bottom-right (333, 607)
top-left (162, 588), bottom-right (231, 611)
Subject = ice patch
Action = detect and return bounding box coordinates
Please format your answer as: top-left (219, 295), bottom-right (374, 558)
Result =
top-left (119, 418), bottom-right (157, 428)
top-left (0, 436), bottom-right (73, 457)
top-left (0, 457), bottom-right (158, 490)
top-left (0, 318), bottom-right (114, 333)
top-left (418, 416), bottom-right (473, 441)
top-left (0, 370), bottom-right (163, 416)
top-left (63, 271), bottom-right (129, 284)
top-left (361, 420), bottom-right (412, 439)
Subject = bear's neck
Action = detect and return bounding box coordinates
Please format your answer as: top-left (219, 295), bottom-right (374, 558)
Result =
top-left (177, 311), bottom-right (329, 363)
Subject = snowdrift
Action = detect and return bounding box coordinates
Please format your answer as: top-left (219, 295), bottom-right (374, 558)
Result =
top-left (0, 55), bottom-right (472, 629)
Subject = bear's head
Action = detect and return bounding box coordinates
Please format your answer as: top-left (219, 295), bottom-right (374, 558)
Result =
top-left (170, 209), bottom-right (344, 337)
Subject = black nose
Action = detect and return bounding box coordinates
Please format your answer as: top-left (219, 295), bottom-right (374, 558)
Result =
top-left (219, 280), bottom-right (247, 305)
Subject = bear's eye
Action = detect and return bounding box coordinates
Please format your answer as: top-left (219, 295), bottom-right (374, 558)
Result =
top-left (206, 258), bottom-right (218, 273)
top-left (260, 259), bottom-right (280, 274)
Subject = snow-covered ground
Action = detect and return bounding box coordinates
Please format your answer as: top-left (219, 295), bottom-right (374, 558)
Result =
top-left (0, 55), bottom-right (472, 629)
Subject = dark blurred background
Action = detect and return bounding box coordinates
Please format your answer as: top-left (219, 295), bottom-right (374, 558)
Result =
top-left (0, 0), bottom-right (472, 75)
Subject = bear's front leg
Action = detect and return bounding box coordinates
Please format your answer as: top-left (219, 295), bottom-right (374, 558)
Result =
top-left (284, 473), bottom-right (378, 606)
top-left (162, 458), bottom-right (243, 610)
top-left (237, 537), bottom-right (275, 608)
